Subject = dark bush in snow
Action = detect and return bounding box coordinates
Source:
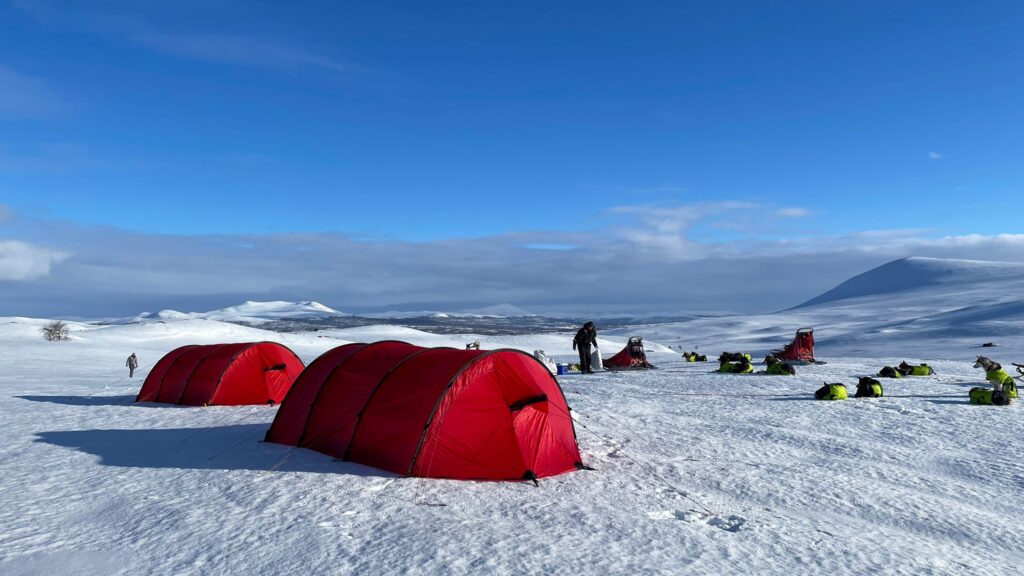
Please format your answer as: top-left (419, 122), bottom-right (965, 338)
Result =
top-left (40, 320), bottom-right (70, 342)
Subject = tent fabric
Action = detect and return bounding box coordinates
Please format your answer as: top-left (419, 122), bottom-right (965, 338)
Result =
top-left (266, 342), bottom-right (583, 480)
top-left (136, 342), bottom-right (304, 406)
top-left (775, 328), bottom-right (815, 363)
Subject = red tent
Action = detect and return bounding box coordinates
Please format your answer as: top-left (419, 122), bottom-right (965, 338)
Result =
top-left (604, 336), bottom-right (654, 370)
top-left (266, 342), bottom-right (583, 480)
top-left (774, 328), bottom-right (815, 364)
top-left (136, 342), bottom-right (305, 406)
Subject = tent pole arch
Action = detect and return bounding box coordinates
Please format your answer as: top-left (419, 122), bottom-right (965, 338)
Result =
top-left (265, 342), bottom-right (365, 443)
top-left (340, 346), bottom-right (456, 461)
top-left (296, 341), bottom-right (423, 448)
top-left (136, 344), bottom-right (199, 402)
top-left (174, 344), bottom-right (243, 405)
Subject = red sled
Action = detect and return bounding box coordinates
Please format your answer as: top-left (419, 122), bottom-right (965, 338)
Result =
top-left (774, 327), bottom-right (818, 364)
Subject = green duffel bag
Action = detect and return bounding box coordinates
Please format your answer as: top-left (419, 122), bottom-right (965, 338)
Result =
top-left (854, 377), bottom-right (883, 398)
top-left (969, 387), bottom-right (1011, 406)
top-left (815, 383), bottom-right (848, 401)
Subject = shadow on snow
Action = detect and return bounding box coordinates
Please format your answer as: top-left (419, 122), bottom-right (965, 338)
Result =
top-left (34, 424), bottom-right (392, 477)
top-left (19, 395), bottom-right (145, 407)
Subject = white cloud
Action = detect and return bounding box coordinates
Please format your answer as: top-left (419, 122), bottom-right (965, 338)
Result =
top-left (2, 205), bottom-right (1024, 317)
top-left (928, 151), bottom-right (943, 160)
top-left (0, 240), bottom-right (69, 281)
top-left (776, 207), bottom-right (811, 218)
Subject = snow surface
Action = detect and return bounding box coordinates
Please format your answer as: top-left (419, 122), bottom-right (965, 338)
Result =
top-left (2, 258), bottom-right (1023, 575)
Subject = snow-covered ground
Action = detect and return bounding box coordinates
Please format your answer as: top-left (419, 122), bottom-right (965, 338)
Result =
top-left (2, 257), bottom-right (1023, 575)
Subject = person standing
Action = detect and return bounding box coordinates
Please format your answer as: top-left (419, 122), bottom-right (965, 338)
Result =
top-left (572, 321), bottom-right (598, 374)
top-left (126, 353), bottom-right (139, 378)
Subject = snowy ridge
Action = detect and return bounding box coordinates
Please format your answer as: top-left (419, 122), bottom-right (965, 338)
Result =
top-left (113, 300), bottom-right (349, 325)
top-left (194, 300), bottom-right (347, 322)
top-left (601, 257), bottom-right (1024, 360)
top-left (796, 256), bottom-right (1024, 308)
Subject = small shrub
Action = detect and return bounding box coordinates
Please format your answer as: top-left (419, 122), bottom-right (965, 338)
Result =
top-left (40, 320), bottom-right (70, 342)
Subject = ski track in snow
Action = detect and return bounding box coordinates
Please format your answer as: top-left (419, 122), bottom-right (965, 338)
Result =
top-left (2, 286), bottom-right (1024, 573)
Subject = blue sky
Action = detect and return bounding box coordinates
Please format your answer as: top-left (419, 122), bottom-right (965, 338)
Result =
top-left (1, 1), bottom-right (1022, 316)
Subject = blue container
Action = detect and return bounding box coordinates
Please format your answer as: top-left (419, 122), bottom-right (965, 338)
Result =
top-left (556, 363), bottom-right (569, 375)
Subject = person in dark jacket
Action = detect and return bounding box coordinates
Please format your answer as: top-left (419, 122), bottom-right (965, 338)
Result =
top-left (126, 353), bottom-right (139, 378)
top-left (573, 321), bottom-right (598, 374)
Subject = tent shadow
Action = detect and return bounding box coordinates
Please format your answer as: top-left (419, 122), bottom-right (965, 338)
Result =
top-left (19, 395), bottom-right (143, 407)
top-left (34, 424), bottom-right (393, 477)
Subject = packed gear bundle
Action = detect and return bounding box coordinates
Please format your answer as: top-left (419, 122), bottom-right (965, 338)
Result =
top-left (533, 350), bottom-right (557, 375)
top-left (854, 377), bottom-right (884, 398)
top-left (683, 351), bottom-right (707, 362)
top-left (815, 382), bottom-right (848, 401)
top-left (773, 327), bottom-right (816, 364)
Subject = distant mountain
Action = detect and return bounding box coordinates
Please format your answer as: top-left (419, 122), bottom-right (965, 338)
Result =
top-left (795, 257), bottom-right (1024, 309)
top-left (196, 300), bottom-right (347, 322)
top-left (124, 300), bottom-right (348, 324)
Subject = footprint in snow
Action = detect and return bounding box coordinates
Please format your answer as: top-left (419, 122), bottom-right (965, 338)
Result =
top-left (647, 510), bottom-right (748, 532)
top-left (706, 514), bottom-right (747, 532)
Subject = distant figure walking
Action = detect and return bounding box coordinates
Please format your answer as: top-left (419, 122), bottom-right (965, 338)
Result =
top-left (572, 321), bottom-right (598, 374)
top-left (126, 353), bottom-right (139, 378)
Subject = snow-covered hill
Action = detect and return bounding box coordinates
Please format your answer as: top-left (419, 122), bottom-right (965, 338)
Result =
top-left (796, 257), bottom-right (1024, 308)
top-left (117, 300), bottom-right (348, 325)
top-left (605, 257), bottom-right (1024, 360)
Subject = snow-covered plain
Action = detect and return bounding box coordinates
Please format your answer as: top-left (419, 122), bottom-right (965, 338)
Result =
top-left (1, 257), bottom-right (1022, 575)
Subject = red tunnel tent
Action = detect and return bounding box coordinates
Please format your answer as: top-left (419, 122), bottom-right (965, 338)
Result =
top-left (266, 341), bottom-right (583, 480)
top-left (136, 342), bottom-right (305, 405)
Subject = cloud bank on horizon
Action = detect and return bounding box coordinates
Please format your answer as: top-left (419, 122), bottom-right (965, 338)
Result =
top-left (2, 203), bottom-right (1023, 318)
top-left (2, 2), bottom-right (1022, 317)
